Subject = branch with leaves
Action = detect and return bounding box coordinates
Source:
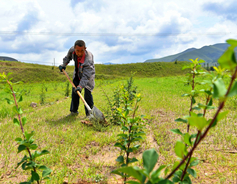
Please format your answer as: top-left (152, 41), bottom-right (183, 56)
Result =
top-left (0, 72), bottom-right (52, 184)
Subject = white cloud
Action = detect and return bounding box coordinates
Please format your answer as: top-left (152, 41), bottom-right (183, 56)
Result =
top-left (0, 0), bottom-right (236, 65)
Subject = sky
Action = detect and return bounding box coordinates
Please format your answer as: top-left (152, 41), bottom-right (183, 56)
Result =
top-left (0, 0), bottom-right (237, 65)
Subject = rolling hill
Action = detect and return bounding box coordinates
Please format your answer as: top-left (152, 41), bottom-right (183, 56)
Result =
top-left (0, 60), bottom-right (190, 83)
top-left (145, 43), bottom-right (230, 64)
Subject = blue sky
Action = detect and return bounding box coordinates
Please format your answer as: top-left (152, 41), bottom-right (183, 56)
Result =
top-left (0, 0), bottom-right (237, 65)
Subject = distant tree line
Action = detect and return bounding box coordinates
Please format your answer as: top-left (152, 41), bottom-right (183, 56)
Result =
top-left (201, 62), bottom-right (217, 71)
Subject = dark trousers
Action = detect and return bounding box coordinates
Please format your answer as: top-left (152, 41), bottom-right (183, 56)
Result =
top-left (70, 77), bottom-right (94, 115)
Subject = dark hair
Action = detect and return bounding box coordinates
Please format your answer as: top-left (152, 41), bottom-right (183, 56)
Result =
top-left (74, 40), bottom-right (86, 47)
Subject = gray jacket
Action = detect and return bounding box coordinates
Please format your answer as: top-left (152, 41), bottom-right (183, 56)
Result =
top-left (62, 47), bottom-right (95, 91)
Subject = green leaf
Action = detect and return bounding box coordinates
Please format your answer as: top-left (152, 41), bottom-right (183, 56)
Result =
top-left (33, 150), bottom-right (50, 159)
top-left (117, 133), bottom-right (127, 138)
top-left (172, 175), bottom-right (180, 182)
top-left (143, 149), bottom-right (158, 174)
top-left (14, 81), bottom-right (23, 84)
top-left (42, 168), bottom-right (52, 178)
top-left (227, 81), bottom-right (237, 97)
top-left (111, 169), bottom-right (123, 177)
top-left (187, 168), bottom-right (197, 178)
top-left (133, 132), bottom-right (146, 136)
top-left (39, 165), bottom-right (48, 170)
top-left (190, 134), bottom-right (197, 142)
top-left (29, 144), bottom-right (38, 150)
top-left (189, 158), bottom-right (199, 167)
top-left (114, 142), bottom-right (126, 150)
top-left (227, 39), bottom-right (237, 46)
top-left (18, 107), bottom-right (23, 114)
top-left (16, 155), bottom-right (28, 169)
top-left (213, 78), bottom-right (227, 99)
top-left (207, 98), bottom-right (213, 106)
top-left (6, 72), bottom-right (13, 77)
top-left (5, 98), bottom-right (14, 104)
top-left (197, 103), bottom-right (214, 110)
top-left (172, 161), bottom-right (180, 171)
top-left (217, 111), bottom-right (229, 122)
top-left (42, 176), bottom-right (51, 180)
top-left (134, 145), bottom-right (141, 149)
top-left (210, 119), bottom-right (218, 128)
top-left (13, 118), bottom-right (20, 126)
top-left (121, 125), bottom-right (129, 131)
top-left (22, 117), bottom-right (27, 126)
top-left (175, 141), bottom-right (186, 158)
top-left (15, 137), bottom-right (22, 142)
top-left (164, 167), bottom-right (169, 176)
top-left (182, 65), bottom-right (191, 70)
top-left (197, 113), bottom-right (204, 117)
top-left (192, 106), bottom-right (201, 110)
top-left (174, 170), bottom-right (182, 178)
top-left (116, 156), bottom-right (124, 163)
top-left (182, 175), bottom-right (192, 184)
top-left (170, 129), bottom-right (183, 135)
top-left (151, 165), bottom-right (166, 183)
top-left (18, 95), bottom-right (23, 103)
top-left (24, 131), bottom-right (34, 141)
top-left (157, 179), bottom-right (173, 184)
top-left (20, 182), bottom-right (31, 184)
top-left (175, 118), bottom-right (187, 123)
top-left (128, 157), bottom-right (138, 164)
top-left (191, 133), bottom-right (198, 139)
top-left (183, 133), bottom-right (191, 146)
top-left (31, 170), bottom-right (40, 181)
top-left (112, 166), bottom-right (143, 183)
top-left (18, 145), bottom-right (27, 153)
top-left (41, 150), bottom-right (50, 155)
top-left (24, 161), bottom-right (36, 170)
top-left (218, 43), bottom-right (237, 70)
top-left (181, 93), bottom-right (190, 97)
top-left (199, 59), bottom-right (205, 64)
top-left (12, 106), bottom-right (18, 114)
top-left (188, 116), bottom-right (208, 131)
top-left (126, 181), bottom-right (141, 184)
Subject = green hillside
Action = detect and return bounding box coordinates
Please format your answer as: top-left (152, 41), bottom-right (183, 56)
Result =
top-left (0, 60), bottom-right (190, 83)
top-left (145, 43), bottom-right (229, 64)
top-left (145, 48), bottom-right (196, 62)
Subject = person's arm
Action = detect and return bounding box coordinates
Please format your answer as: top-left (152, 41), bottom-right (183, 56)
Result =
top-left (62, 47), bottom-right (74, 67)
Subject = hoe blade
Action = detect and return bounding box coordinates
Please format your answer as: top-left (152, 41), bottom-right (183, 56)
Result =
top-left (89, 106), bottom-right (106, 124)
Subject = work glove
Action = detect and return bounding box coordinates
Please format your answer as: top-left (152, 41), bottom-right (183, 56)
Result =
top-left (74, 86), bottom-right (82, 94)
top-left (59, 65), bottom-right (66, 72)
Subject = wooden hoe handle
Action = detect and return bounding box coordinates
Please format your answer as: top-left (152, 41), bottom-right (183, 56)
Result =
top-left (62, 69), bottom-right (91, 111)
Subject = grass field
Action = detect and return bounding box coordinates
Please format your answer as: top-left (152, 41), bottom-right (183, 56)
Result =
top-left (0, 61), bottom-right (237, 183)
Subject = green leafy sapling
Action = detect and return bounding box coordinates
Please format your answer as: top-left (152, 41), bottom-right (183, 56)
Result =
top-left (112, 83), bottom-right (146, 183)
top-left (101, 75), bottom-right (138, 125)
top-left (181, 58), bottom-right (205, 132)
top-left (111, 39), bottom-right (237, 183)
top-left (0, 72), bottom-right (52, 184)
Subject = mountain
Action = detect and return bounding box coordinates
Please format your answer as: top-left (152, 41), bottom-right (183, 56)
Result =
top-left (0, 56), bottom-right (18, 61)
top-left (103, 62), bottom-right (114, 65)
top-left (144, 43), bottom-right (230, 64)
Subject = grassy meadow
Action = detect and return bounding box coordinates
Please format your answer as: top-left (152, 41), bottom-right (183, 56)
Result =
top-left (0, 60), bottom-right (237, 183)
